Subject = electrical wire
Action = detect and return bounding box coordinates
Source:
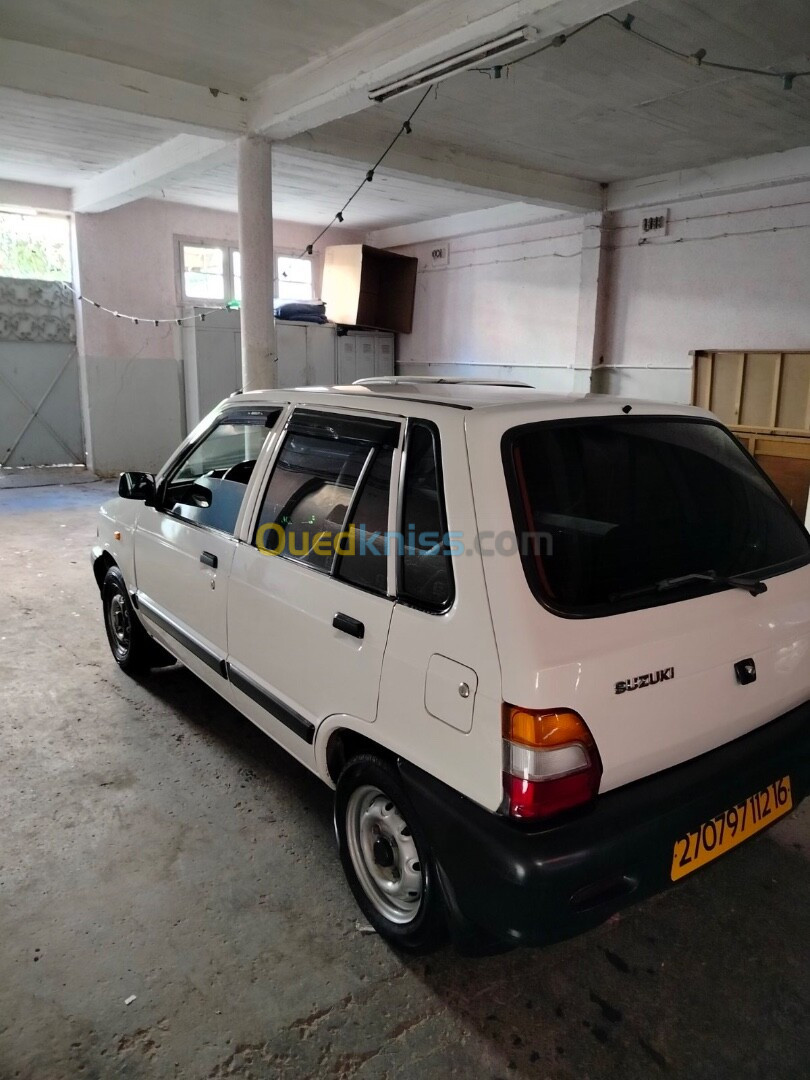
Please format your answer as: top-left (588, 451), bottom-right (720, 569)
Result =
top-left (63, 282), bottom-right (232, 326)
top-left (296, 85), bottom-right (434, 257)
top-left (603, 13), bottom-right (810, 86)
top-left (62, 13), bottom-right (810, 324)
top-left (485, 11), bottom-right (810, 88)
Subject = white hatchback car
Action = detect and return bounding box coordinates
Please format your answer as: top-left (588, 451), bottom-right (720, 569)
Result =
top-left (93, 378), bottom-right (810, 951)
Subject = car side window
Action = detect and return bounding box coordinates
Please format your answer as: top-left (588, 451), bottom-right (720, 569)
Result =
top-left (253, 410), bottom-right (398, 577)
top-left (162, 407), bottom-right (280, 535)
top-left (399, 421), bottom-right (454, 612)
top-left (336, 446), bottom-right (394, 595)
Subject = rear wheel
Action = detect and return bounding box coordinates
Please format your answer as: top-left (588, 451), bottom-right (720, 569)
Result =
top-left (102, 566), bottom-right (173, 674)
top-left (335, 753), bottom-right (446, 952)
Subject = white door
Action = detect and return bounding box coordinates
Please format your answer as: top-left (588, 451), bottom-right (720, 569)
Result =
top-left (134, 404), bottom-right (281, 684)
top-left (227, 407), bottom-right (401, 762)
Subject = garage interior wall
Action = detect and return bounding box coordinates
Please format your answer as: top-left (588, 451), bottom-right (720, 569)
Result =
top-left (73, 200), bottom-right (363, 475)
top-left (4, 175), bottom-right (810, 477)
top-left (391, 216), bottom-right (585, 392)
top-left (390, 176), bottom-right (810, 403)
top-left (602, 178), bottom-right (810, 402)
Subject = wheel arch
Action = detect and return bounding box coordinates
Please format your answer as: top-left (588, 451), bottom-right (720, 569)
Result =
top-left (93, 550), bottom-right (117, 592)
top-left (317, 720), bottom-right (400, 788)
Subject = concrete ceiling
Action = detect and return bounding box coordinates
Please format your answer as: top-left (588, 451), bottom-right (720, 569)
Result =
top-left (0, 89), bottom-right (174, 185)
top-left (0, 0), bottom-right (808, 230)
top-left (0, 0), bottom-right (425, 93)
top-left (159, 150), bottom-right (506, 227)
top-left (311, 0), bottom-right (810, 183)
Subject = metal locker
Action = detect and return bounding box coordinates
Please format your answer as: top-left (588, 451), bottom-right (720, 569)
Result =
top-left (305, 324), bottom-right (337, 385)
top-left (374, 334), bottom-right (395, 377)
top-left (336, 334), bottom-right (357, 384)
top-left (275, 323), bottom-right (307, 387)
top-left (355, 334), bottom-right (376, 382)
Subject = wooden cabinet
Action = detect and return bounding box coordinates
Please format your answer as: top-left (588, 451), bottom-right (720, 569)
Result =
top-left (322, 244), bottom-right (418, 333)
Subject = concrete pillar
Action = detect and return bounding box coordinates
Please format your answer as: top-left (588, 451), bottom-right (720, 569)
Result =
top-left (572, 211), bottom-right (612, 395)
top-left (237, 135), bottom-right (277, 391)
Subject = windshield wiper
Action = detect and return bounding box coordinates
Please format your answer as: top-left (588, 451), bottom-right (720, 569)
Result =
top-left (611, 570), bottom-right (768, 603)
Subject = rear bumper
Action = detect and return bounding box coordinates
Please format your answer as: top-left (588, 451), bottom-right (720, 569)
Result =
top-left (400, 700), bottom-right (810, 948)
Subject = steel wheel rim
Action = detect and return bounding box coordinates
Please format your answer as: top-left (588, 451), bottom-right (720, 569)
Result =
top-left (107, 591), bottom-right (131, 655)
top-left (345, 784), bottom-right (424, 925)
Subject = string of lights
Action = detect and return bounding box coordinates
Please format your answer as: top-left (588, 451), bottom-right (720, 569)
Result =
top-left (492, 11), bottom-right (810, 87)
top-left (63, 281), bottom-right (236, 326)
top-left (300, 11), bottom-right (809, 249)
top-left (295, 85), bottom-right (433, 258)
top-left (65, 12), bottom-right (809, 326)
top-left (603, 13), bottom-right (810, 87)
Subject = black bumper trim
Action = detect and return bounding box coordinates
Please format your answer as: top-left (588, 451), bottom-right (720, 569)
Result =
top-left (400, 700), bottom-right (810, 948)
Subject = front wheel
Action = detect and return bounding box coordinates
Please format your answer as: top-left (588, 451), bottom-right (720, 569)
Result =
top-left (101, 566), bottom-right (172, 674)
top-left (335, 753), bottom-right (446, 952)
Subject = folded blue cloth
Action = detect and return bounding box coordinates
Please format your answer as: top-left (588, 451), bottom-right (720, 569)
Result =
top-left (284, 313), bottom-right (328, 324)
top-left (274, 301), bottom-right (326, 319)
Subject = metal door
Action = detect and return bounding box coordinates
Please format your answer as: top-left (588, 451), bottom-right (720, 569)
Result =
top-left (0, 279), bottom-right (83, 467)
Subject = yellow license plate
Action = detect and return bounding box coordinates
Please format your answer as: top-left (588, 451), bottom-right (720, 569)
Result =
top-left (671, 775), bottom-right (793, 881)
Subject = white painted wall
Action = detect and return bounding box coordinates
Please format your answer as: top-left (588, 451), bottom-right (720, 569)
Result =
top-left (73, 198), bottom-right (363, 474)
top-left (391, 217), bottom-right (584, 392)
top-left (388, 178), bottom-right (810, 406)
top-left (600, 181), bottom-right (810, 402)
top-left (0, 179), bottom-right (71, 212)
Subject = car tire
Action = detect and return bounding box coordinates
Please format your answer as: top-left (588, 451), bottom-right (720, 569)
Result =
top-left (101, 566), bottom-right (173, 674)
top-left (335, 752), bottom-right (447, 952)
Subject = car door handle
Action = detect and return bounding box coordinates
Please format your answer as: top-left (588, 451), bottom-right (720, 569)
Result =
top-left (333, 612), bottom-right (364, 639)
top-left (200, 551), bottom-right (218, 569)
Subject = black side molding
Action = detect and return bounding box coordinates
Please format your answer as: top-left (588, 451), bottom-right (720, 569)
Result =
top-left (136, 594), bottom-right (314, 744)
top-left (227, 665), bottom-right (315, 744)
top-left (137, 595), bottom-right (227, 678)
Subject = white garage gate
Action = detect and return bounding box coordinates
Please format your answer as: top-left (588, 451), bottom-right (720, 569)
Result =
top-left (0, 278), bottom-right (83, 468)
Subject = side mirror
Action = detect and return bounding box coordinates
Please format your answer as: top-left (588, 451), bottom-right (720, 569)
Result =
top-left (118, 471), bottom-right (156, 503)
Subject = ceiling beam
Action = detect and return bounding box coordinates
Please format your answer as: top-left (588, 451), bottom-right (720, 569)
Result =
top-left (249, 0), bottom-right (628, 139)
top-left (72, 135), bottom-right (235, 214)
top-left (284, 132), bottom-right (602, 213)
top-left (0, 37), bottom-right (247, 138)
top-left (607, 146), bottom-right (810, 211)
top-left (367, 203), bottom-right (572, 246)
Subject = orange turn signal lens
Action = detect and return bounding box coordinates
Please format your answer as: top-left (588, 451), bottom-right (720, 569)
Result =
top-left (502, 705), bottom-right (592, 749)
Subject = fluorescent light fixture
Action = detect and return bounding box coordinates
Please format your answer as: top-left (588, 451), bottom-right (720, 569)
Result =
top-left (369, 26), bottom-right (538, 103)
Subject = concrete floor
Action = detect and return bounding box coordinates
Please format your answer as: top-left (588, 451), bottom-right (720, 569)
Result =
top-left (1, 480), bottom-right (808, 1080)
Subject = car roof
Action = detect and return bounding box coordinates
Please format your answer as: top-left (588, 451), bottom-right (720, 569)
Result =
top-left (230, 379), bottom-right (710, 421)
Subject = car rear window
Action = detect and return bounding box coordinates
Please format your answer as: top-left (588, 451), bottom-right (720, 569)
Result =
top-left (503, 416), bottom-right (810, 617)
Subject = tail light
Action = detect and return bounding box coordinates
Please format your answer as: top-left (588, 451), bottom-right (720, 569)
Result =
top-left (502, 704), bottom-right (602, 820)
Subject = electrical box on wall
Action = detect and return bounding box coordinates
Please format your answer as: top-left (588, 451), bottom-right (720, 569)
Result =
top-left (639, 208), bottom-right (669, 240)
top-left (428, 243), bottom-right (449, 268)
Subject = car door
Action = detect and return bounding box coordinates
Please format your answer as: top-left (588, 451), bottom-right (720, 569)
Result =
top-left (133, 404), bottom-right (282, 686)
top-left (375, 416), bottom-right (504, 808)
top-left (226, 406), bottom-right (400, 764)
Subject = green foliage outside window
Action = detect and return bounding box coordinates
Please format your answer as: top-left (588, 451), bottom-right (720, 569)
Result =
top-left (0, 212), bottom-right (71, 281)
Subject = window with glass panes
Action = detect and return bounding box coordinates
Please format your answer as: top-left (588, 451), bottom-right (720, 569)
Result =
top-left (179, 241), bottom-right (313, 304)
